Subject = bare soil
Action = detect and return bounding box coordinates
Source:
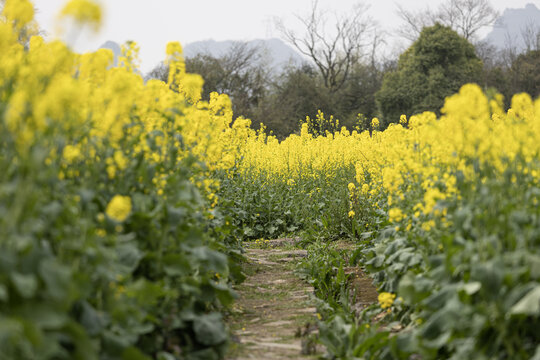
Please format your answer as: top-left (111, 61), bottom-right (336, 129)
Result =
top-left (226, 238), bottom-right (379, 360)
top-left (226, 238), bottom-right (320, 360)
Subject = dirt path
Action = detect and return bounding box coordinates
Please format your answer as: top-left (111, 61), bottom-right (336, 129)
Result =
top-left (226, 239), bottom-right (321, 360)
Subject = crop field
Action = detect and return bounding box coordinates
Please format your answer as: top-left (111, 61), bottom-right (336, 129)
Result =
top-left (1, 1), bottom-right (539, 360)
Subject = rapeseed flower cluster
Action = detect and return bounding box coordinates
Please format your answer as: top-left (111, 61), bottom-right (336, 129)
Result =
top-left (105, 195), bottom-right (132, 222)
top-left (378, 292), bottom-right (396, 309)
top-left (238, 83), bottom-right (539, 236)
top-left (1, 0), bottom-right (261, 217)
top-left (2, 0), bottom-right (35, 27)
top-left (59, 0), bottom-right (102, 32)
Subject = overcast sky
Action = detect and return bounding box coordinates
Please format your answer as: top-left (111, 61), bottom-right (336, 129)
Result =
top-left (32, 0), bottom-right (539, 73)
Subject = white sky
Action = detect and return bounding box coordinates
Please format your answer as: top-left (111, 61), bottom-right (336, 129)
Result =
top-left (32, 0), bottom-right (540, 73)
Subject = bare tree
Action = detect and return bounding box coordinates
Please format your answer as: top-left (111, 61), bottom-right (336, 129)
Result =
top-left (276, 0), bottom-right (376, 93)
top-left (439, 0), bottom-right (499, 40)
top-left (474, 39), bottom-right (499, 68)
top-left (395, 5), bottom-right (436, 41)
top-left (221, 42), bottom-right (267, 79)
top-left (397, 0), bottom-right (499, 41)
top-left (521, 20), bottom-right (540, 52)
top-left (147, 41), bottom-right (271, 119)
top-left (500, 31), bottom-right (520, 68)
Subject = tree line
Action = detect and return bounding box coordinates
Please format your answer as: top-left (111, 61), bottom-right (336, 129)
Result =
top-left (148, 0), bottom-right (540, 137)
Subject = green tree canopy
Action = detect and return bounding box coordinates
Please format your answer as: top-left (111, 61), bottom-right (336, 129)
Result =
top-left (376, 23), bottom-right (482, 127)
top-left (510, 49), bottom-right (540, 99)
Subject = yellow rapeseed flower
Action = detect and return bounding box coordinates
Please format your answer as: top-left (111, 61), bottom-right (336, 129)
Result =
top-left (166, 41), bottom-right (183, 57)
top-left (399, 114), bottom-right (407, 125)
top-left (371, 117), bottom-right (380, 129)
top-left (113, 150), bottom-right (128, 170)
top-left (2, 0), bottom-right (35, 26)
top-left (59, 0), bottom-right (102, 32)
top-left (105, 195), bottom-right (132, 222)
top-left (378, 292), bottom-right (396, 309)
top-left (388, 208), bottom-right (404, 223)
top-left (62, 144), bottom-right (81, 163)
top-left (361, 184), bottom-right (369, 195)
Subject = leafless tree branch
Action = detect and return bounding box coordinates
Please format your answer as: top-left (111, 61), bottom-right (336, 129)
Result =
top-left (396, 0), bottom-right (499, 41)
top-left (276, 0), bottom-right (376, 92)
top-left (521, 20), bottom-right (540, 52)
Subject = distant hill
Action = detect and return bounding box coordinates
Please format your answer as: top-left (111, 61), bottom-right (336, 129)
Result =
top-left (484, 3), bottom-right (540, 52)
top-left (98, 38), bottom-right (305, 76)
top-left (183, 38), bottom-right (306, 74)
top-left (99, 40), bottom-right (122, 66)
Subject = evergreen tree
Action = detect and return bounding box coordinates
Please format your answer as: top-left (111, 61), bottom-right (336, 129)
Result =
top-left (376, 24), bottom-right (482, 127)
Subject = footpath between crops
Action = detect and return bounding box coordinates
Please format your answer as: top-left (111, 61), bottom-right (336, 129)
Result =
top-left (226, 238), bottom-right (321, 360)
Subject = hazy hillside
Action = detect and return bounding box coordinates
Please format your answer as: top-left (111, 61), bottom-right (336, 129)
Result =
top-left (183, 38), bottom-right (305, 74)
top-left (99, 40), bottom-right (122, 66)
top-left (484, 3), bottom-right (540, 52)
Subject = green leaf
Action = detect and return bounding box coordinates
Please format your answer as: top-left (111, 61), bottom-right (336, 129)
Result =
top-left (398, 273), bottom-right (434, 304)
top-left (193, 313), bottom-right (227, 346)
top-left (163, 253), bottom-right (190, 276)
top-left (0, 284), bottom-right (8, 302)
top-left (243, 227), bottom-right (254, 237)
top-left (531, 345), bottom-right (540, 360)
top-left (41, 201), bottom-right (63, 218)
top-left (461, 281), bottom-right (481, 295)
top-left (127, 279), bottom-right (163, 306)
top-left (471, 261), bottom-right (502, 296)
top-left (0, 317), bottom-right (23, 342)
top-left (192, 247), bottom-right (227, 273)
top-left (365, 255), bottom-right (384, 268)
top-left (509, 285), bottom-right (540, 315)
top-left (529, 254), bottom-right (540, 278)
top-left (79, 301), bottom-right (108, 336)
top-left (122, 346), bottom-right (152, 360)
top-left (186, 348), bottom-right (219, 360)
top-left (157, 352), bottom-right (176, 360)
top-left (167, 205), bottom-right (187, 223)
top-left (116, 243), bottom-right (143, 274)
top-left (16, 304), bottom-right (69, 329)
top-left (422, 287), bottom-right (458, 310)
top-left (39, 258), bottom-right (72, 302)
top-left (10, 272), bottom-right (38, 299)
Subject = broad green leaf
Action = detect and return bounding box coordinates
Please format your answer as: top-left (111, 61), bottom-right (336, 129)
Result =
top-left (163, 253), bottom-right (190, 276)
top-left (122, 346), bottom-right (152, 360)
top-left (510, 285), bottom-right (540, 315)
top-left (192, 247), bottom-right (227, 273)
top-left (471, 261), bottom-right (503, 296)
top-left (127, 279), bottom-right (163, 306)
top-left (0, 284), bottom-right (8, 302)
top-left (186, 348), bottom-right (219, 360)
top-left (79, 301), bottom-right (108, 336)
top-left (243, 227), bottom-right (254, 237)
top-left (422, 287), bottom-right (458, 310)
top-left (16, 304), bottom-right (69, 329)
top-left (116, 243), bottom-right (143, 274)
top-left (167, 204), bottom-right (187, 223)
top-left (461, 281), bottom-right (481, 295)
top-left (531, 345), bottom-right (540, 360)
top-left (0, 317), bottom-right (23, 342)
top-left (157, 352), bottom-right (176, 360)
top-left (39, 258), bottom-right (72, 302)
top-left (193, 313), bottom-right (227, 346)
top-left (10, 272), bottom-right (38, 299)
